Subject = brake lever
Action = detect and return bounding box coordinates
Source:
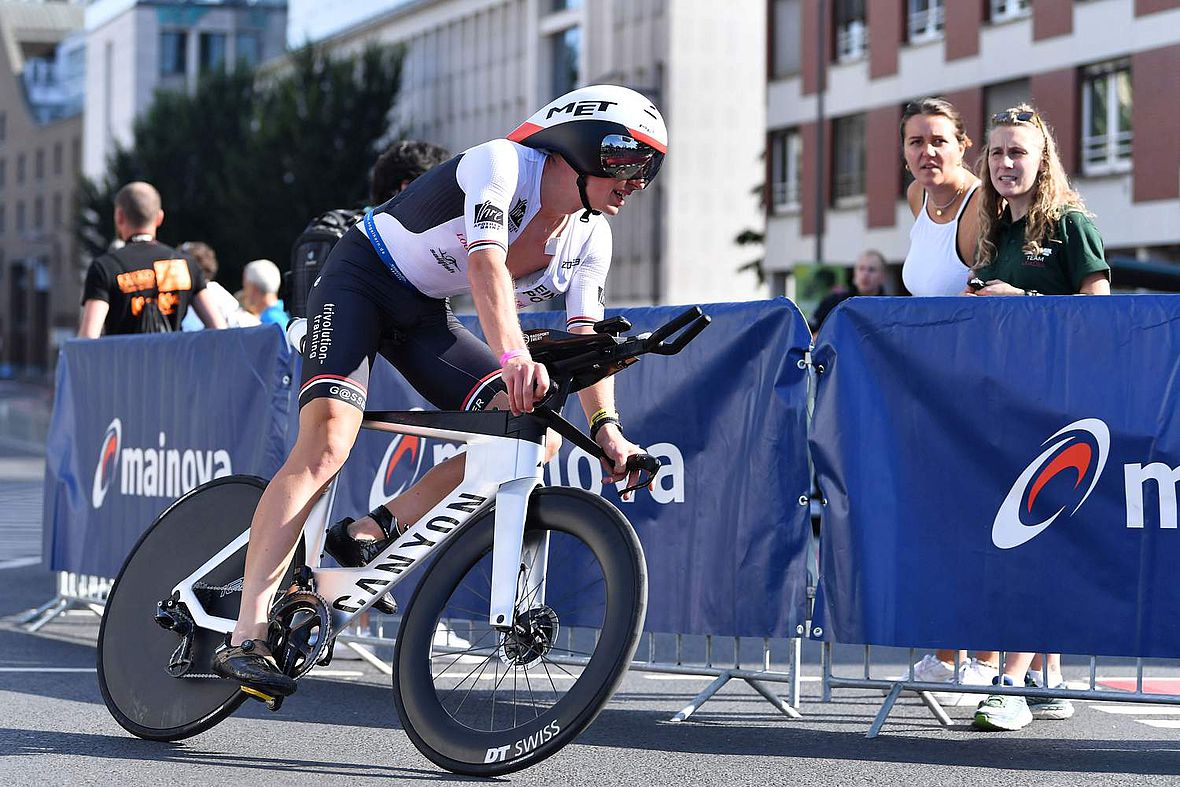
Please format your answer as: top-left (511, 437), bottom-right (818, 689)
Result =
top-left (618, 452), bottom-right (662, 497)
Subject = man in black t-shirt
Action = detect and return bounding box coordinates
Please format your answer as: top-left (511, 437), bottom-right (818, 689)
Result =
top-left (79, 182), bottom-right (225, 337)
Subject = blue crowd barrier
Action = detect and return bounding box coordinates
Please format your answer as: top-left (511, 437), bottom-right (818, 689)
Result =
top-left (810, 295), bottom-right (1180, 659)
top-left (42, 299), bottom-right (813, 639)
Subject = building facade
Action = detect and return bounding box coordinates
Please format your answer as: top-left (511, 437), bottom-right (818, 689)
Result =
top-left (0, 0), bottom-right (85, 376)
top-left (298, 0), bottom-right (768, 306)
top-left (82, 0), bottom-right (287, 180)
top-left (766, 0), bottom-right (1180, 295)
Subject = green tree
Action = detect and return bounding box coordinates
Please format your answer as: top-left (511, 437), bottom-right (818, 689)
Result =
top-left (78, 43), bottom-right (404, 290)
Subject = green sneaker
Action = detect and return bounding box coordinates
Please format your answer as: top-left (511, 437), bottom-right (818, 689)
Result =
top-left (1025, 674), bottom-right (1075, 720)
top-left (973, 677), bottom-right (1033, 731)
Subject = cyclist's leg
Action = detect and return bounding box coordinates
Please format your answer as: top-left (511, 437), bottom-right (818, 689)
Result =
top-left (229, 232), bottom-right (388, 647)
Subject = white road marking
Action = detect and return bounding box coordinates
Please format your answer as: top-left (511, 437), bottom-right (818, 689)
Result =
top-left (1091, 705), bottom-right (1180, 715)
top-left (642, 673), bottom-right (821, 682)
top-left (310, 669), bottom-right (365, 677)
top-left (1138, 720), bottom-right (1180, 729)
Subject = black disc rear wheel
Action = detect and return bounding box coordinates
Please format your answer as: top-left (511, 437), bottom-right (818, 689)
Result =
top-left (393, 487), bottom-right (647, 776)
top-left (97, 475), bottom-right (302, 740)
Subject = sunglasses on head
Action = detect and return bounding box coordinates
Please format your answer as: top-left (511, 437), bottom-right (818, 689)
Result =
top-left (992, 110), bottom-right (1038, 125)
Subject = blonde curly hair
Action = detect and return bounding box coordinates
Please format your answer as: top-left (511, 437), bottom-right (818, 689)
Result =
top-left (974, 104), bottom-right (1090, 268)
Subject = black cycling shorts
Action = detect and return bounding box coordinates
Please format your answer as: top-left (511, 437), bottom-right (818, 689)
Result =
top-left (299, 227), bottom-right (505, 412)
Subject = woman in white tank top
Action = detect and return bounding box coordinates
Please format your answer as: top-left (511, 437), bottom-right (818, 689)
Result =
top-left (891, 98), bottom-right (1000, 693)
top-left (900, 98), bottom-right (982, 296)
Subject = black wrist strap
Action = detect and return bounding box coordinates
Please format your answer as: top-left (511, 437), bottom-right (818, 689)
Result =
top-left (590, 416), bottom-right (620, 442)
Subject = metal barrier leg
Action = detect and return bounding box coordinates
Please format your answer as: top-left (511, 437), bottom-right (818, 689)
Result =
top-left (745, 678), bottom-right (803, 719)
top-left (670, 672), bottom-right (733, 722)
top-left (343, 640), bottom-right (392, 675)
top-left (25, 598), bottom-right (70, 632)
top-left (918, 690), bottom-right (953, 727)
top-left (821, 641), bottom-right (832, 703)
top-left (789, 636), bottom-right (802, 709)
top-left (16, 596), bottom-right (63, 625)
top-left (867, 683), bottom-right (904, 739)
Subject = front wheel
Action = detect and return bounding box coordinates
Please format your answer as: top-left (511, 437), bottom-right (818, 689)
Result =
top-left (393, 487), bottom-right (647, 776)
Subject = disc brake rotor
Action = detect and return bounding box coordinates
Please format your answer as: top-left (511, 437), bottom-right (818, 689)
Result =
top-left (498, 605), bottom-right (560, 668)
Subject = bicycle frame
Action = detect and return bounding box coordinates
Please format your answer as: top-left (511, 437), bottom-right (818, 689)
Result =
top-left (171, 408), bottom-right (551, 637)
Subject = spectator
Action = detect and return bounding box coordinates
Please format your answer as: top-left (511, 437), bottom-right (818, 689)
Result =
top-left (370, 140), bottom-right (452, 205)
top-left (807, 268), bottom-right (846, 332)
top-left (900, 98), bottom-right (982, 296)
top-left (78, 182), bottom-right (226, 337)
top-left (241, 259), bottom-right (289, 326)
top-left (180, 242), bottom-right (259, 330)
top-left (968, 104), bottom-right (1110, 733)
top-left (812, 250), bottom-right (888, 330)
top-left (893, 98), bottom-right (1000, 702)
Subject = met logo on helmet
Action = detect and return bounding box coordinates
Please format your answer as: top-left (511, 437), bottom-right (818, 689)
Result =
top-left (546, 100), bottom-right (618, 119)
top-left (991, 418), bottom-right (1109, 549)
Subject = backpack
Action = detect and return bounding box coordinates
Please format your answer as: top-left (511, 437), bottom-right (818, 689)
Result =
top-left (287, 208), bottom-right (364, 318)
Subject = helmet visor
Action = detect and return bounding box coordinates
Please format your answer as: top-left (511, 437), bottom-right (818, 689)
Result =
top-left (600, 134), bottom-right (664, 183)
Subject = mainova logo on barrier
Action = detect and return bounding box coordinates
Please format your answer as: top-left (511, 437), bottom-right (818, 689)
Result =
top-left (993, 416), bottom-right (1180, 548)
top-left (366, 432), bottom-right (686, 510)
top-left (90, 417), bottom-right (234, 509)
top-left (992, 418), bottom-right (1110, 549)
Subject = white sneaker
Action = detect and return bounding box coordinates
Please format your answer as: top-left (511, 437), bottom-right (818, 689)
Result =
top-left (952, 658), bottom-right (1000, 706)
top-left (885, 654), bottom-right (960, 704)
top-left (433, 620), bottom-right (472, 650)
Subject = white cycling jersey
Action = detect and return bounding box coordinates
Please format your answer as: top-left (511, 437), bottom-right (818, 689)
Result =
top-left (361, 138), bottom-right (612, 331)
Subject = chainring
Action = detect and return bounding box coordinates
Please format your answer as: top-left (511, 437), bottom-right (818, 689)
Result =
top-left (267, 591), bottom-right (332, 680)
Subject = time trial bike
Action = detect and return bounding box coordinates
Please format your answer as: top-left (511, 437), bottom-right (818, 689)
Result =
top-left (96, 306), bottom-right (709, 776)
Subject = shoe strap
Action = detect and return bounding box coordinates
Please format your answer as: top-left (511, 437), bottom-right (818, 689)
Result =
top-left (368, 504), bottom-right (399, 539)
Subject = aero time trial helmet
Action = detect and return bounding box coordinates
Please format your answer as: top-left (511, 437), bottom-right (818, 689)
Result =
top-left (508, 84), bottom-right (668, 219)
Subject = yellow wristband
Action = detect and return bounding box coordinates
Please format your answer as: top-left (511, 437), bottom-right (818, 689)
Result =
top-left (589, 408), bottom-right (615, 426)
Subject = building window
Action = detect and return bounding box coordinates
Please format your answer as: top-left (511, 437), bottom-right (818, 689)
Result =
top-left (833, 114), bottom-right (866, 203)
top-left (0, 203), bottom-right (5, 234)
top-left (1082, 60), bottom-right (1132, 175)
top-left (33, 196), bottom-right (43, 230)
top-left (769, 128), bottom-right (803, 211)
top-left (16, 153), bottom-right (24, 184)
top-left (0, 158), bottom-right (5, 190)
top-left (16, 201), bottom-right (25, 232)
top-left (771, 0), bottom-right (802, 78)
top-left (985, 79), bottom-right (1031, 121)
top-left (236, 32), bottom-right (261, 66)
top-left (0, 112), bottom-right (5, 142)
top-left (908, 0), bottom-right (944, 43)
top-left (551, 0), bottom-right (581, 9)
top-left (160, 31), bottom-right (187, 76)
top-left (199, 32), bottom-right (227, 73)
top-left (52, 193), bottom-right (61, 228)
top-left (834, 0), bottom-right (868, 63)
top-left (990, 0), bottom-right (1030, 23)
top-left (35, 149), bottom-right (44, 180)
top-left (550, 26), bottom-right (580, 98)
top-left (53, 142), bottom-right (62, 176)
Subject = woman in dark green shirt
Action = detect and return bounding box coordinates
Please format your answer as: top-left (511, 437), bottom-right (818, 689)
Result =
top-left (967, 105), bottom-right (1110, 297)
top-left (968, 104), bottom-right (1110, 734)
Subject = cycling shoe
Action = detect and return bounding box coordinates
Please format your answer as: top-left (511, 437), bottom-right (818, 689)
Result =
top-left (211, 638), bottom-right (298, 698)
top-left (323, 511), bottom-right (399, 615)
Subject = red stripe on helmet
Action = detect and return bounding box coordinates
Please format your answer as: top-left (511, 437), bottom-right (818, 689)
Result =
top-left (507, 122), bottom-right (544, 142)
top-left (628, 128), bottom-right (667, 154)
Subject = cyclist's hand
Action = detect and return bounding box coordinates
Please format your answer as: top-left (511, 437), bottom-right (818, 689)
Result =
top-left (595, 424), bottom-right (644, 501)
top-left (502, 356), bottom-right (550, 415)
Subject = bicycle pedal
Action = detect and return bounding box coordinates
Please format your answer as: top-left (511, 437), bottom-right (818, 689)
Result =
top-left (240, 685), bottom-right (286, 712)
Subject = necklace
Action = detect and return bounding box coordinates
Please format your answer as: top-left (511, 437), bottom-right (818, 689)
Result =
top-left (930, 185), bottom-right (964, 217)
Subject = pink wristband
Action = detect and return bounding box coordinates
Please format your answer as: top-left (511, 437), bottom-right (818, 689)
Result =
top-left (499, 348), bottom-right (531, 367)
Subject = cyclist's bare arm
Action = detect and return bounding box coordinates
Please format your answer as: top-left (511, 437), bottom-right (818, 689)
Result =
top-left (78, 299), bottom-right (109, 338)
top-left (468, 246), bottom-right (550, 415)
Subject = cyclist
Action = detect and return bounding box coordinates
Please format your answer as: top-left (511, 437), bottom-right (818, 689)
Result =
top-left (213, 84), bottom-right (668, 696)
